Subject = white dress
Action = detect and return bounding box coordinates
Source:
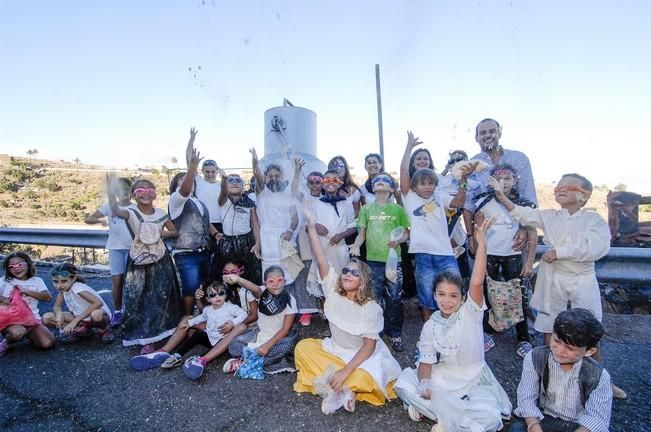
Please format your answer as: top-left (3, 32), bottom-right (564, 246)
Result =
top-left (320, 267), bottom-right (401, 396)
top-left (395, 297), bottom-right (512, 431)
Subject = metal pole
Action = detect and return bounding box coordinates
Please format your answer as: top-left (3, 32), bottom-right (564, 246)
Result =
top-left (375, 64), bottom-right (385, 159)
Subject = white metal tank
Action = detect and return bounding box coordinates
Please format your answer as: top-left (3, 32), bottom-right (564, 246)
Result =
top-left (261, 100), bottom-right (326, 181)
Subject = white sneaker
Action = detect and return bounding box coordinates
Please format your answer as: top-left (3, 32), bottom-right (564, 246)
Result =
top-left (223, 358), bottom-right (243, 374)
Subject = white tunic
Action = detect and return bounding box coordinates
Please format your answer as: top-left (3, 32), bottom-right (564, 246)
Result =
top-left (257, 188), bottom-right (297, 283)
top-left (320, 267), bottom-right (401, 396)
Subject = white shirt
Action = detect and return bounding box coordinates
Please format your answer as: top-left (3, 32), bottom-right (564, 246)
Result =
top-left (63, 282), bottom-right (111, 319)
top-left (402, 190), bottom-right (454, 256)
top-left (194, 176), bottom-right (222, 223)
top-left (98, 204), bottom-right (133, 250)
top-left (188, 302), bottom-right (247, 346)
top-left (480, 199), bottom-right (519, 256)
top-left (168, 191), bottom-right (205, 221)
top-left (1, 276), bottom-right (49, 320)
top-left (219, 197), bottom-right (255, 236)
top-left (126, 205), bottom-right (169, 234)
top-left (248, 286), bottom-right (297, 348)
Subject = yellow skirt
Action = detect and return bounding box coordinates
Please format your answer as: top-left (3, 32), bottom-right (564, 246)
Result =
top-left (293, 338), bottom-right (396, 406)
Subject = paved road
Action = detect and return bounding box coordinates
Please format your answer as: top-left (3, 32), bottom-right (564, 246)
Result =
top-left (1, 268), bottom-right (649, 432)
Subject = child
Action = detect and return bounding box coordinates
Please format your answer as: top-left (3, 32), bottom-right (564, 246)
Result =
top-left (85, 175), bottom-right (133, 327)
top-left (110, 179), bottom-right (183, 351)
top-left (327, 155), bottom-right (362, 216)
top-left (129, 282), bottom-right (248, 380)
top-left (400, 131), bottom-right (471, 323)
top-left (508, 308), bottom-right (612, 432)
top-left (491, 173), bottom-right (625, 399)
top-left (474, 164), bottom-right (537, 358)
top-left (395, 219), bottom-right (512, 432)
top-left (42, 263), bottom-right (114, 343)
top-left (216, 173), bottom-right (262, 285)
top-left (221, 265), bottom-right (298, 374)
top-left (293, 211), bottom-right (401, 414)
top-left (0, 252), bottom-right (55, 355)
top-left (350, 173), bottom-right (410, 352)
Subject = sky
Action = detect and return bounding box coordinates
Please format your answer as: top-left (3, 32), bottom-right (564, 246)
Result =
top-left (1, 0), bottom-right (649, 192)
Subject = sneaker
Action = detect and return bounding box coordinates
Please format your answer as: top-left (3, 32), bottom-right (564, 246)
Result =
top-left (140, 344), bottom-right (155, 355)
top-left (516, 341), bottom-right (533, 359)
top-left (391, 336), bottom-right (404, 352)
top-left (129, 351), bottom-right (170, 371)
top-left (321, 390), bottom-right (346, 415)
top-left (483, 334), bottom-right (496, 353)
top-left (0, 338), bottom-right (9, 357)
top-left (222, 358), bottom-right (244, 374)
top-left (298, 313), bottom-right (312, 327)
top-left (99, 327), bottom-right (114, 344)
top-left (160, 353), bottom-right (183, 369)
top-left (57, 329), bottom-right (80, 344)
top-left (407, 405), bottom-right (423, 422)
top-left (612, 383), bottom-right (628, 400)
top-left (342, 389), bottom-right (356, 413)
top-left (183, 356), bottom-right (207, 380)
top-left (110, 310), bottom-right (123, 328)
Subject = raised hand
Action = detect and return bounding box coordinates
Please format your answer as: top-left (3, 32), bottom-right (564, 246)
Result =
top-left (474, 217), bottom-right (495, 247)
top-left (294, 157), bottom-right (305, 171)
top-left (348, 244), bottom-right (361, 257)
top-left (188, 147), bottom-right (203, 169)
top-left (406, 130), bottom-right (423, 149)
top-left (189, 127), bottom-right (198, 140)
top-left (488, 176), bottom-right (505, 195)
top-left (249, 147), bottom-right (258, 162)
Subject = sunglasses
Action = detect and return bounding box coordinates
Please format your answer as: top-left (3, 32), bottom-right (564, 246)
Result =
top-left (207, 290), bottom-right (227, 298)
top-left (51, 270), bottom-right (74, 277)
top-left (8, 262), bottom-right (28, 270)
top-left (322, 177), bottom-right (343, 185)
top-left (222, 268), bottom-right (241, 275)
top-left (202, 160), bottom-right (217, 167)
top-left (335, 162), bottom-right (346, 170)
top-left (554, 184), bottom-right (589, 194)
top-left (133, 187), bottom-right (156, 197)
top-left (265, 276), bottom-right (285, 285)
top-left (227, 177), bottom-right (243, 185)
top-left (308, 175), bottom-right (323, 184)
top-left (372, 176), bottom-right (393, 186)
top-left (341, 267), bottom-right (361, 277)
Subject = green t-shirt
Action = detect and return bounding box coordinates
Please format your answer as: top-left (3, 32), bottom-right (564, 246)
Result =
top-left (357, 202), bottom-right (410, 263)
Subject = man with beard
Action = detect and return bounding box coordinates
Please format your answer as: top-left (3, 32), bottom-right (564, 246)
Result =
top-left (250, 148), bottom-right (299, 285)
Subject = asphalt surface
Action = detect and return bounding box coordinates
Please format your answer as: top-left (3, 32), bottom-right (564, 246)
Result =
top-left (1, 268), bottom-right (649, 432)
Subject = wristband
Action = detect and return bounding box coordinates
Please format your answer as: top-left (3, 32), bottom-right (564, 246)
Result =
top-left (459, 182), bottom-right (468, 190)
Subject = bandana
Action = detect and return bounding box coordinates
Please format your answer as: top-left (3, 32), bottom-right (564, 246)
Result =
top-left (319, 194), bottom-right (347, 217)
top-left (258, 288), bottom-right (291, 316)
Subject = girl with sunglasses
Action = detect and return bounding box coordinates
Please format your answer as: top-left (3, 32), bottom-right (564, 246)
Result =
top-left (110, 179), bottom-right (183, 353)
top-left (221, 265), bottom-right (298, 375)
top-left (293, 210), bottom-right (401, 414)
top-left (42, 263), bottom-right (114, 344)
top-left (0, 252), bottom-right (55, 356)
top-left (327, 155), bottom-right (361, 217)
top-left (215, 173), bottom-right (262, 285)
top-left (129, 282), bottom-right (247, 381)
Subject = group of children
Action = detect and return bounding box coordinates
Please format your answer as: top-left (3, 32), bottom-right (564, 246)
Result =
top-left (0, 122), bottom-right (619, 431)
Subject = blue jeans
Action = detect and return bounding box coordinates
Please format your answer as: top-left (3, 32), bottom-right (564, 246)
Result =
top-left (507, 417), bottom-right (579, 432)
top-left (414, 253), bottom-right (460, 311)
top-left (367, 261), bottom-right (403, 338)
top-left (174, 251), bottom-right (211, 297)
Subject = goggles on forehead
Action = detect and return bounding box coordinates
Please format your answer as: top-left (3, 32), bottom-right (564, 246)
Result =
top-left (202, 160), bottom-right (217, 168)
top-left (133, 187), bottom-right (156, 197)
top-left (554, 184), bottom-right (590, 194)
top-left (227, 176), bottom-right (243, 185)
top-left (372, 175), bottom-right (393, 186)
top-left (8, 261), bottom-right (28, 270)
top-left (322, 177), bottom-right (343, 185)
top-left (51, 270), bottom-right (74, 277)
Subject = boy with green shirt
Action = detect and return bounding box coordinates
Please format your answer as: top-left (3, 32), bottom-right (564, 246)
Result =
top-left (350, 174), bottom-right (410, 352)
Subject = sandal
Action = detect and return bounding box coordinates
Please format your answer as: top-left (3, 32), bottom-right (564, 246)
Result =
top-left (483, 333), bottom-right (496, 352)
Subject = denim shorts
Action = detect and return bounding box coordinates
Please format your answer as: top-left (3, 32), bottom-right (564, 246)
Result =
top-left (174, 251), bottom-right (211, 297)
top-left (414, 253), bottom-right (460, 311)
top-left (108, 249), bottom-right (130, 276)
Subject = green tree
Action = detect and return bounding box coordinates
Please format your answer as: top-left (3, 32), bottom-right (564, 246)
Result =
top-left (614, 183), bottom-right (627, 192)
top-left (74, 158), bottom-right (81, 170)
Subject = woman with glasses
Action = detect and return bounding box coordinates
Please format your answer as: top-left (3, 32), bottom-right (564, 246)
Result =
top-left (293, 209), bottom-right (401, 414)
top-left (215, 172), bottom-right (262, 285)
top-left (327, 155), bottom-right (362, 217)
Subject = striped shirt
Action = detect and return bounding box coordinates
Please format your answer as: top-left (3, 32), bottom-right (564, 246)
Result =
top-left (514, 351), bottom-right (612, 432)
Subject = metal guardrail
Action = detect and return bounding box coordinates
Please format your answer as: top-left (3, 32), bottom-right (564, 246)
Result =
top-left (0, 228), bottom-right (108, 248)
top-left (0, 228), bottom-right (649, 284)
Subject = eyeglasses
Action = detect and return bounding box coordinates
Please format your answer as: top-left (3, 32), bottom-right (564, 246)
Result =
top-left (207, 290), bottom-right (227, 298)
top-left (222, 268), bottom-right (241, 275)
top-left (51, 270), bottom-right (74, 277)
top-left (341, 267), bottom-right (361, 277)
top-left (202, 160), bottom-right (217, 167)
top-left (265, 276), bottom-right (285, 285)
top-left (8, 262), bottom-right (28, 270)
top-left (227, 177), bottom-right (244, 185)
top-left (554, 184), bottom-right (589, 194)
top-left (133, 187), bottom-right (156, 197)
top-left (322, 177), bottom-right (343, 185)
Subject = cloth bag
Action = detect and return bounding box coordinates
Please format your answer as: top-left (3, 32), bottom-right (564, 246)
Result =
top-left (0, 287), bottom-right (40, 331)
top-left (486, 277), bottom-right (524, 332)
top-left (235, 346), bottom-right (265, 380)
top-left (128, 209), bottom-right (166, 265)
